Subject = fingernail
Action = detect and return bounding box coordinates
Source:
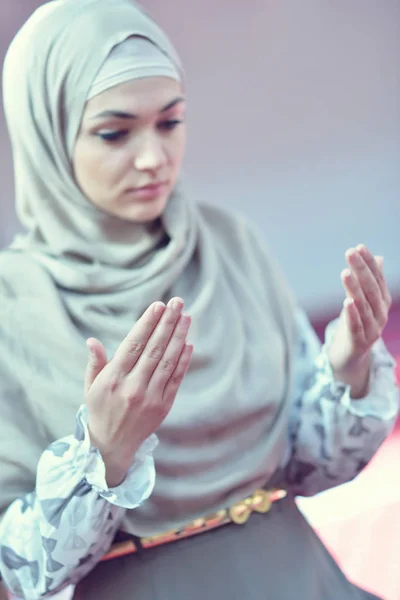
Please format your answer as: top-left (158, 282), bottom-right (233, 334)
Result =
top-left (169, 297), bottom-right (184, 310)
top-left (153, 302), bottom-right (165, 315)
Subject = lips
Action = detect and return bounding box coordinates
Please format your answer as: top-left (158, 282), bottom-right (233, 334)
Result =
top-left (124, 180), bottom-right (169, 201)
top-left (128, 181), bottom-right (168, 193)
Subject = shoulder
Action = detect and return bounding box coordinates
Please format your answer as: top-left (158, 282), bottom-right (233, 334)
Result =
top-left (198, 203), bottom-right (287, 283)
top-left (199, 203), bottom-right (256, 238)
top-left (199, 203), bottom-right (273, 261)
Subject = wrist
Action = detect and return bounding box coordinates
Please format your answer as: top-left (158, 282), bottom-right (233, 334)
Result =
top-left (101, 450), bottom-right (135, 487)
top-left (87, 428), bottom-right (135, 488)
top-left (331, 352), bottom-right (371, 399)
top-left (104, 463), bottom-right (130, 488)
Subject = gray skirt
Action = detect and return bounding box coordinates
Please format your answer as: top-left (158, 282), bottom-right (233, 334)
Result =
top-left (73, 494), bottom-right (381, 600)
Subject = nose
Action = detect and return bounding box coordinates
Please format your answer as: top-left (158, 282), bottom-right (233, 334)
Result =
top-left (133, 132), bottom-right (166, 173)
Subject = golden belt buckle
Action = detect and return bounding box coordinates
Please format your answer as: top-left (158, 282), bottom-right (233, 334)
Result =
top-left (229, 489), bottom-right (286, 525)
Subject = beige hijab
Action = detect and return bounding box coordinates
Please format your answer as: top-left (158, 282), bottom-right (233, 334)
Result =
top-left (0, 0), bottom-right (296, 536)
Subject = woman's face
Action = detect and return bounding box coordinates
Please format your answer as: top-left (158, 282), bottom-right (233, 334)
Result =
top-left (73, 76), bottom-right (186, 222)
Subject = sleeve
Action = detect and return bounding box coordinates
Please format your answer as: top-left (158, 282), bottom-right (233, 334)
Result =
top-left (0, 405), bottom-right (157, 600)
top-left (284, 308), bottom-right (399, 497)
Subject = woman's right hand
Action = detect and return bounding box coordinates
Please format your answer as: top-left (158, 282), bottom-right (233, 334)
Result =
top-left (84, 297), bottom-right (193, 487)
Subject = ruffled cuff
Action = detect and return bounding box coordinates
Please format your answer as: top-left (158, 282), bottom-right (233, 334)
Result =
top-left (38, 405), bottom-right (158, 511)
top-left (75, 405), bottom-right (158, 508)
top-left (318, 319), bottom-right (399, 421)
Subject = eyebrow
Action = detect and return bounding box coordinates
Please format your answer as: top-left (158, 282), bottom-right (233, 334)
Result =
top-left (90, 97), bottom-right (185, 120)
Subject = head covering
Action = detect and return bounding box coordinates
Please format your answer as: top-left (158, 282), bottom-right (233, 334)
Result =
top-left (0, 0), bottom-right (296, 537)
top-left (88, 36), bottom-right (182, 101)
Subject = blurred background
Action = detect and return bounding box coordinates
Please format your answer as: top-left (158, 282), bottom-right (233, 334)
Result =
top-left (0, 2), bottom-right (399, 599)
top-left (0, 0), bottom-right (399, 320)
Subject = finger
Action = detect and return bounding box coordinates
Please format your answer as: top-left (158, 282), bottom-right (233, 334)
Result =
top-left (112, 301), bottom-right (166, 375)
top-left (345, 248), bottom-right (385, 323)
top-left (147, 313), bottom-right (192, 393)
top-left (85, 338), bottom-right (108, 394)
top-left (343, 298), bottom-right (366, 347)
top-left (373, 255), bottom-right (391, 307)
top-left (341, 268), bottom-right (375, 333)
top-left (375, 255), bottom-right (384, 271)
top-left (163, 343), bottom-right (194, 406)
top-left (356, 245), bottom-right (390, 306)
top-left (374, 257), bottom-right (392, 308)
top-left (132, 297), bottom-right (185, 385)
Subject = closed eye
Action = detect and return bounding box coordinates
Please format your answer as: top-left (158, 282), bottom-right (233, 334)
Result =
top-left (96, 130), bottom-right (129, 143)
top-left (95, 119), bottom-right (183, 143)
top-left (158, 119), bottom-right (183, 131)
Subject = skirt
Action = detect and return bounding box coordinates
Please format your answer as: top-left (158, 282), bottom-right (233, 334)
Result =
top-left (73, 494), bottom-right (381, 600)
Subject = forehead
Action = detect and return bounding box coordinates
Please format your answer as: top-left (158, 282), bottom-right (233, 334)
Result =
top-left (83, 77), bottom-right (183, 119)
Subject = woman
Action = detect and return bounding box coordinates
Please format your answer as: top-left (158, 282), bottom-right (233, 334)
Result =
top-left (0, 1), bottom-right (397, 598)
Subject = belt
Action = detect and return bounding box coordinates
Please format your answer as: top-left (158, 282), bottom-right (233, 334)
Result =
top-left (102, 488), bottom-right (287, 562)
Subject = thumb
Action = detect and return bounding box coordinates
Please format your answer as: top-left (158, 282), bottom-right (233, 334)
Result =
top-left (85, 338), bottom-right (108, 394)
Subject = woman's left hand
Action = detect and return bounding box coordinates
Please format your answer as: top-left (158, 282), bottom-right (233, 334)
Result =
top-left (328, 244), bottom-right (392, 397)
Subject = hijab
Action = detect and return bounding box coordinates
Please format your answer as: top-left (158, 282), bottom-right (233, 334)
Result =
top-left (0, 0), bottom-right (296, 536)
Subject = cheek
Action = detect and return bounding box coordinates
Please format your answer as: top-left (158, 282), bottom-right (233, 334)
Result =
top-left (169, 129), bottom-right (186, 170)
top-left (99, 150), bottom-right (132, 187)
top-left (73, 139), bottom-right (128, 196)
